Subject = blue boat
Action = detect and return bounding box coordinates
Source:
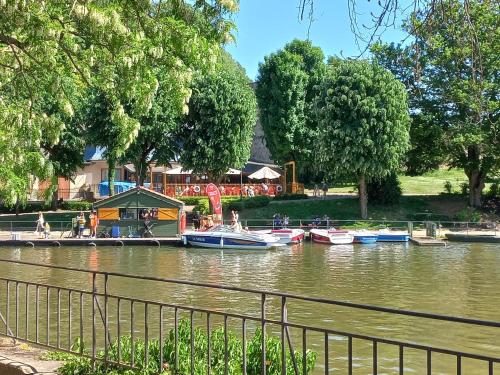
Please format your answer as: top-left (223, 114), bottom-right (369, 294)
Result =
top-left (376, 230), bottom-right (410, 242)
top-left (349, 231), bottom-right (379, 244)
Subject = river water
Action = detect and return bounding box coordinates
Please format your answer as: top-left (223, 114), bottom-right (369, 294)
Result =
top-left (0, 242), bottom-right (499, 374)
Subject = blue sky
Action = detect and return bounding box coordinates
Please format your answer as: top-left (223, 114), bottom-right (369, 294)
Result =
top-left (225, 0), bottom-right (409, 80)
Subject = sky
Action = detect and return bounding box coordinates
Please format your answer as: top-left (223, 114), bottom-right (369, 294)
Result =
top-left (225, 0), bottom-right (409, 80)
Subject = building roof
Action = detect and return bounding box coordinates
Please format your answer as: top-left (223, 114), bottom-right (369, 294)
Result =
top-left (94, 186), bottom-right (184, 208)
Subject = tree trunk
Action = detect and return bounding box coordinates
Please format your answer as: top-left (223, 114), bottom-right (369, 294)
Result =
top-left (467, 170), bottom-right (485, 208)
top-left (108, 157), bottom-right (116, 196)
top-left (51, 189), bottom-right (58, 210)
top-left (358, 175), bottom-right (368, 219)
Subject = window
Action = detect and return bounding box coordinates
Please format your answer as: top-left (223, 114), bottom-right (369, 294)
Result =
top-left (119, 208), bottom-right (137, 220)
top-left (101, 168), bottom-right (122, 182)
top-left (138, 208), bottom-right (158, 220)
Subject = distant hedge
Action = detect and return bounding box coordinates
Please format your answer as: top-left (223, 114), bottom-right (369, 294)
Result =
top-left (60, 201), bottom-right (93, 211)
top-left (273, 193), bottom-right (309, 201)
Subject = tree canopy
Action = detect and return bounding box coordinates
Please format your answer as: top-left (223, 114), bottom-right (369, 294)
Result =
top-left (0, 0), bottom-right (237, 203)
top-left (255, 39), bottom-right (326, 176)
top-left (179, 53), bottom-right (257, 180)
top-left (314, 60), bottom-right (410, 218)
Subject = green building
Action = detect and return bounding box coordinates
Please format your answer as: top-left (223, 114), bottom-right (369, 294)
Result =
top-left (94, 187), bottom-right (185, 237)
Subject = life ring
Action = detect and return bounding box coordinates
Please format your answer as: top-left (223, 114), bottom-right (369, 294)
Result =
top-left (276, 185), bottom-right (283, 192)
top-left (193, 185), bottom-right (201, 193)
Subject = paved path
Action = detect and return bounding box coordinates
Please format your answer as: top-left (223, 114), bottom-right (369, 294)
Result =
top-left (0, 339), bottom-right (61, 375)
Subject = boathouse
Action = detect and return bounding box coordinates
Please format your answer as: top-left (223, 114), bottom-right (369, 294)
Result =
top-left (94, 187), bottom-right (184, 237)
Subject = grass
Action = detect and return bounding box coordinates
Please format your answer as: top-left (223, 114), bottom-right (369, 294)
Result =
top-left (308, 168), bottom-right (471, 196)
top-left (240, 195), bottom-right (471, 224)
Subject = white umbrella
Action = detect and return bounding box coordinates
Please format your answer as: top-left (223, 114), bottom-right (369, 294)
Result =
top-left (165, 166), bottom-right (193, 175)
top-left (248, 166), bottom-right (281, 180)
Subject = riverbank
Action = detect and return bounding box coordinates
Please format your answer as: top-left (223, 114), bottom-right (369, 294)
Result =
top-left (0, 339), bottom-right (60, 375)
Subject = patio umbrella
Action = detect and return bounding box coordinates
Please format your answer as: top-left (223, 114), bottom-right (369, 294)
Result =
top-left (165, 166), bottom-right (193, 175)
top-left (248, 166), bottom-right (281, 180)
top-left (226, 168), bottom-right (241, 175)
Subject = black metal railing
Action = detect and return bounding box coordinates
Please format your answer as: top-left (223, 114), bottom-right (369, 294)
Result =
top-left (0, 258), bottom-right (499, 374)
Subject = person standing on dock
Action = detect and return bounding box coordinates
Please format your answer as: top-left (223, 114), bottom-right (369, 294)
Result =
top-left (89, 211), bottom-right (99, 238)
top-left (77, 212), bottom-right (86, 238)
top-left (44, 222), bottom-right (50, 239)
top-left (35, 212), bottom-right (45, 238)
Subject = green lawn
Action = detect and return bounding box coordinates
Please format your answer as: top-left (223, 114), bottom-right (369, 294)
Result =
top-left (240, 195), bottom-right (470, 225)
top-left (308, 169), bottom-right (470, 195)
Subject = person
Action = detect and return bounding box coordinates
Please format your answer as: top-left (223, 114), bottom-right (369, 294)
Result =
top-left (231, 210), bottom-right (241, 231)
top-left (89, 211), bottom-right (99, 238)
top-left (193, 211), bottom-right (201, 230)
top-left (248, 186), bottom-right (255, 197)
top-left (273, 214), bottom-right (281, 228)
top-left (143, 212), bottom-right (153, 237)
top-left (261, 182), bottom-right (269, 195)
top-left (35, 212), bottom-right (44, 238)
top-left (44, 222), bottom-right (50, 239)
top-left (283, 214), bottom-right (289, 228)
top-left (71, 215), bottom-right (78, 238)
top-left (313, 184), bottom-right (319, 198)
top-left (243, 185), bottom-right (248, 196)
top-left (77, 211), bottom-right (86, 238)
top-left (322, 214), bottom-right (330, 228)
top-left (322, 182), bottom-right (328, 199)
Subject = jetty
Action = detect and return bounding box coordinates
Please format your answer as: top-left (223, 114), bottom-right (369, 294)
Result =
top-left (0, 237), bottom-right (181, 247)
top-left (410, 236), bottom-right (446, 246)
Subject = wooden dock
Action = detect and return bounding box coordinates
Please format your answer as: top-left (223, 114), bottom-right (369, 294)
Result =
top-left (410, 236), bottom-right (446, 246)
top-left (0, 237), bottom-right (181, 247)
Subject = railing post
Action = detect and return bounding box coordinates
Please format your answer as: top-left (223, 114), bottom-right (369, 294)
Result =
top-left (104, 273), bottom-right (109, 367)
top-left (92, 272), bottom-right (96, 369)
top-left (261, 293), bottom-right (266, 375)
top-left (281, 296), bottom-right (286, 375)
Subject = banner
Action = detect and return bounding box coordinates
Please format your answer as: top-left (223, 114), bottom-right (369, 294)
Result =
top-left (206, 183), bottom-right (223, 221)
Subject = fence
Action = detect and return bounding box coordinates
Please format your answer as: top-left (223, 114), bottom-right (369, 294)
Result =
top-left (0, 259), bottom-right (499, 374)
top-left (0, 219), bottom-right (497, 240)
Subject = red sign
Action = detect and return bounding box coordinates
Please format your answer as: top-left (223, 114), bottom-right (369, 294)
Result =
top-left (206, 183), bottom-right (223, 216)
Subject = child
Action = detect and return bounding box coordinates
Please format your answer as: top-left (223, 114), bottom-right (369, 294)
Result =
top-left (35, 212), bottom-right (44, 238)
top-left (89, 211), bottom-right (99, 238)
top-left (44, 222), bottom-right (50, 239)
top-left (77, 212), bottom-right (86, 238)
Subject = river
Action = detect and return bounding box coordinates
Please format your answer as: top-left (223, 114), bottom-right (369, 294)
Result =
top-left (0, 242), bottom-right (498, 374)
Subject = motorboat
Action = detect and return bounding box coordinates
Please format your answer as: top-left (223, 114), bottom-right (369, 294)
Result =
top-left (375, 229), bottom-right (410, 242)
top-left (348, 230), bottom-right (379, 244)
top-left (182, 226), bottom-right (283, 250)
top-left (254, 228), bottom-right (305, 244)
top-left (310, 229), bottom-right (354, 245)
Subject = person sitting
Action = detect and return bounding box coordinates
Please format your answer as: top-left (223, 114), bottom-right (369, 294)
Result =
top-left (44, 222), bottom-right (50, 239)
top-left (273, 214), bottom-right (282, 228)
top-left (193, 211), bottom-right (201, 230)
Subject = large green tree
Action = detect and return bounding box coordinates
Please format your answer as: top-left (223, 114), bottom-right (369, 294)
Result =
top-left (407, 0), bottom-right (499, 207)
top-left (0, 0), bottom-right (237, 203)
top-left (314, 60), bottom-right (410, 218)
top-left (179, 54), bottom-right (257, 180)
top-left (255, 39), bottom-right (326, 177)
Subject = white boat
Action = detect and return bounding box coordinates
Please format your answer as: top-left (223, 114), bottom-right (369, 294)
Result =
top-left (310, 229), bottom-right (354, 245)
top-left (254, 228), bottom-right (305, 244)
top-left (182, 226), bottom-right (283, 250)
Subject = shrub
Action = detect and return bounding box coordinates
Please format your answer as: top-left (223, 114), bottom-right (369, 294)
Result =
top-left (273, 193), bottom-right (309, 201)
top-left (60, 200), bottom-right (93, 211)
top-left (455, 207), bottom-right (481, 223)
top-left (443, 180), bottom-right (453, 194)
top-left (367, 173), bottom-right (402, 205)
top-left (243, 195), bottom-right (271, 209)
top-left (486, 183), bottom-right (499, 198)
top-left (194, 199), bottom-right (210, 215)
top-left (177, 197), bottom-right (205, 206)
top-left (460, 182), bottom-right (469, 196)
top-left (56, 319), bottom-right (317, 375)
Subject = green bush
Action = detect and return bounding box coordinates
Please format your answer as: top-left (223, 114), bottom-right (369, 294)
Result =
top-left (243, 195), bottom-right (271, 209)
top-left (443, 180), bottom-right (453, 194)
top-left (273, 193), bottom-right (309, 201)
top-left (177, 197), bottom-right (205, 206)
top-left (455, 207), bottom-right (481, 223)
top-left (460, 182), bottom-right (469, 196)
top-left (60, 200), bottom-right (93, 211)
top-left (486, 183), bottom-right (499, 198)
top-left (56, 319), bottom-right (317, 375)
top-left (0, 202), bottom-right (51, 214)
top-left (194, 199), bottom-right (210, 215)
top-left (367, 173), bottom-right (402, 205)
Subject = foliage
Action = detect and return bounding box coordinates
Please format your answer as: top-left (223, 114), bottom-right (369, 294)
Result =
top-left (56, 319), bottom-right (317, 375)
top-left (60, 201), bottom-right (93, 211)
top-left (0, 0), bottom-right (237, 203)
top-left (367, 173), bottom-right (402, 205)
top-left (314, 59), bottom-right (410, 218)
top-left (455, 207), bottom-right (481, 223)
top-left (179, 53), bottom-right (257, 180)
top-left (225, 196), bottom-right (271, 212)
top-left (194, 199), bottom-right (211, 215)
top-left (255, 39), bottom-right (326, 179)
top-left (273, 193), bottom-right (309, 201)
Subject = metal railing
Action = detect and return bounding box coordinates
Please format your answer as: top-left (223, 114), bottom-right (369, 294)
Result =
top-left (0, 259), bottom-right (499, 374)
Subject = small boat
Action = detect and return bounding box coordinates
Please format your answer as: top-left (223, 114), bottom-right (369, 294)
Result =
top-left (182, 226), bottom-right (283, 250)
top-left (310, 229), bottom-right (354, 245)
top-left (349, 230), bottom-right (379, 244)
top-left (254, 228), bottom-right (305, 244)
top-left (376, 229), bottom-right (410, 242)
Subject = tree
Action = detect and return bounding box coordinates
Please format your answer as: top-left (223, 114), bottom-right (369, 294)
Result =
top-left (122, 71), bottom-right (183, 186)
top-left (371, 42), bottom-right (447, 175)
top-left (0, 0), bottom-right (237, 203)
top-left (406, 0), bottom-right (499, 207)
top-left (179, 54), bottom-right (257, 180)
top-left (314, 60), bottom-right (410, 218)
top-left (255, 40), bottom-right (326, 178)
